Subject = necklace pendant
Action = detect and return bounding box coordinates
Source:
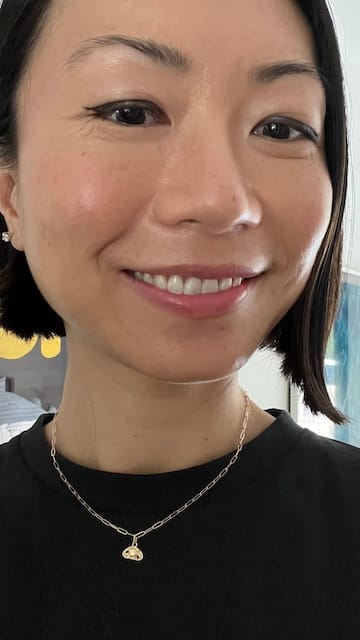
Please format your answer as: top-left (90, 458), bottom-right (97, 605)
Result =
top-left (122, 536), bottom-right (144, 562)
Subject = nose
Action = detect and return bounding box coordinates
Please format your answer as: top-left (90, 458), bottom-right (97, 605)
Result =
top-left (152, 125), bottom-right (262, 235)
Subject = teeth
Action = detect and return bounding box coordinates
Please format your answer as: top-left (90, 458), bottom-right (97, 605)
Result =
top-left (219, 278), bottom-right (233, 292)
top-left (168, 275), bottom-right (185, 295)
top-left (143, 273), bottom-right (155, 285)
top-left (201, 279), bottom-right (219, 294)
top-left (154, 275), bottom-right (168, 290)
top-left (132, 272), bottom-right (243, 295)
top-left (184, 277), bottom-right (202, 295)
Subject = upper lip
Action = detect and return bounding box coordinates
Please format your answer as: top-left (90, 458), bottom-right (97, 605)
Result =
top-left (125, 264), bottom-right (264, 280)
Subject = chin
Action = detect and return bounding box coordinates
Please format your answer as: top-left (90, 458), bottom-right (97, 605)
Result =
top-left (131, 354), bottom-right (248, 385)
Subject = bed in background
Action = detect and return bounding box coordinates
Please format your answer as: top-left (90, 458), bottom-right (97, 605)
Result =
top-left (0, 377), bottom-right (48, 444)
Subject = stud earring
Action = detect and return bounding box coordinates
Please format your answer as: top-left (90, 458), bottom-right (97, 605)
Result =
top-left (1, 231), bottom-right (13, 242)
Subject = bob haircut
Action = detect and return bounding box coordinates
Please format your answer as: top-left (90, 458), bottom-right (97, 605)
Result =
top-left (0, 0), bottom-right (349, 425)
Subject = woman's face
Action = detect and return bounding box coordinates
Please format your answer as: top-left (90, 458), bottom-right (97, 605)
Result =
top-left (7, 0), bottom-right (332, 381)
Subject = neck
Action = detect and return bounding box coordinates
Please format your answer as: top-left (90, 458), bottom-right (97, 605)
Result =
top-left (45, 345), bottom-right (275, 474)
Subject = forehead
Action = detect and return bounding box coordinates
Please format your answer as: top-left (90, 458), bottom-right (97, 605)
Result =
top-left (41, 0), bottom-right (315, 75)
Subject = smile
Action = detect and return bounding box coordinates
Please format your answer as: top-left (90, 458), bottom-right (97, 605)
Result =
top-left (122, 270), bottom-right (262, 319)
top-left (129, 271), bottom-right (244, 296)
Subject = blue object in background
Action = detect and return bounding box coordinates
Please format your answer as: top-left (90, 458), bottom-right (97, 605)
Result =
top-left (330, 280), bottom-right (360, 446)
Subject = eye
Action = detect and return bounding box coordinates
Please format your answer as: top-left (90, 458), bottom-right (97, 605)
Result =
top-left (85, 100), bottom-right (168, 127)
top-left (252, 117), bottom-right (319, 143)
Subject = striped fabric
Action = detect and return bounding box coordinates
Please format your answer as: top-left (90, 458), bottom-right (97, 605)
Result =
top-left (0, 391), bottom-right (45, 444)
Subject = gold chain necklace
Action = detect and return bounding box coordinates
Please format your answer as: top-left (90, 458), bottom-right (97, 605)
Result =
top-left (50, 388), bottom-right (250, 562)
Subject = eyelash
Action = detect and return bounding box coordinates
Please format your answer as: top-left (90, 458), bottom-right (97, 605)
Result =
top-left (85, 100), bottom-right (320, 143)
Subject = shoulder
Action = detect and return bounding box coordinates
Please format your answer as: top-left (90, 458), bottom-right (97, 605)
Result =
top-left (265, 409), bottom-right (360, 505)
top-left (273, 408), bottom-right (360, 468)
top-left (300, 426), bottom-right (360, 466)
top-left (0, 418), bottom-right (43, 494)
top-left (0, 435), bottom-right (24, 519)
top-left (0, 432), bottom-right (24, 479)
top-left (287, 425), bottom-right (360, 506)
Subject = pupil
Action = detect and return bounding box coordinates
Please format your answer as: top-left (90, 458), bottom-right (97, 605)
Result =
top-left (267, 123), bottom-right (289, 139)
top-left (116, 107), bottom-right (146, 126)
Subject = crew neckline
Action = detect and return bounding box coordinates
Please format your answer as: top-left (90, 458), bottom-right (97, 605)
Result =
top-left (19, 409), bottom-right (306, 515)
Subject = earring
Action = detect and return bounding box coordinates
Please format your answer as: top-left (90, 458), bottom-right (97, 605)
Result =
top-left (1, 231), bottom-right (13, 242)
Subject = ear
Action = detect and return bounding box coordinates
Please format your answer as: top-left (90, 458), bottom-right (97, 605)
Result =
top-left (0, 169), bottom-right (25, 251)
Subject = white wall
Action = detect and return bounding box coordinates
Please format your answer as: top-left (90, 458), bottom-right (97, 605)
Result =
top-left (239, 349), bottom-right (288, 410)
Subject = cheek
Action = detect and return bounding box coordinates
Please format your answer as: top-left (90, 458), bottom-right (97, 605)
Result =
top-left (261, 159), bottom-right (333, 276)
top-left (292, 171), bottom-right (332, 274)
top-left (18, 149), bottom-right (157, 256)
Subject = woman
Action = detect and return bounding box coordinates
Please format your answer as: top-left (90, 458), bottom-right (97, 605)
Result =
top-left (0, 0), bottom-right (358, 637)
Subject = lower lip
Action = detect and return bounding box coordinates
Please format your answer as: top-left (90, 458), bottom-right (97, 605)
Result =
top-left (121, 271), bottom-right (261, 318)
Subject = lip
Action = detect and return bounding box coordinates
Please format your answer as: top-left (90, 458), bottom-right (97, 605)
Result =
top-left (123, 264), bottom-right (262, 280)
top-left (121, 270), bottom-right (263, 319)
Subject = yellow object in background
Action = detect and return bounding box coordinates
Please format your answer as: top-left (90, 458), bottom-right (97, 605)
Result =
top-left (40, 336), bottom-right (61, 359)
top-left (0, 329), bottom-right (61, 359)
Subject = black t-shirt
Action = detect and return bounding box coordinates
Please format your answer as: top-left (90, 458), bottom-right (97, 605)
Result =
top-left (1, 409), bottom-right (360, 639)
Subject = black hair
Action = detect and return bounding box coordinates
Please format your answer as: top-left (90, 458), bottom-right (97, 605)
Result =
top-left (0, 0), bottom-right (349, 424)
top-left (0, 0), bottom-right (65, 339)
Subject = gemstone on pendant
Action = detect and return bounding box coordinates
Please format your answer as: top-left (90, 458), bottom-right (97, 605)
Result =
top-left (122, 545), bottom-right (144, 561)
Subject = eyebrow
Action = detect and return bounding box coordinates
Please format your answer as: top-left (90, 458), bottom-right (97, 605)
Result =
top-left (66, 35), bottom-right (192, 72)
top-left (65, 34), bottom-right (329, 90)
top-left (250, 60), bottom-right (329, 91)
